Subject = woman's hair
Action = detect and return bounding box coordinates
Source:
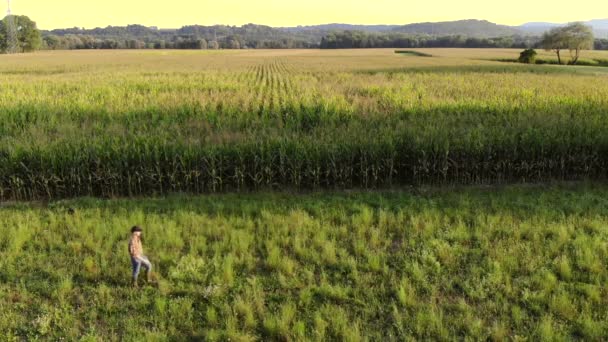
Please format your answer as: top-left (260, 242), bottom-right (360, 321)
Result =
top-left (131, 225), bottom-right (143, 233)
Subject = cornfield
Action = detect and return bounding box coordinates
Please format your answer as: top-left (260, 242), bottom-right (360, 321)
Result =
top-left (1, 49), bottom-right (608, 200)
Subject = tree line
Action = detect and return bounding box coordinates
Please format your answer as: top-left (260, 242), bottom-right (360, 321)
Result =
top-left (596, 39), bottom-right (608, 50)
top-left (41, 34), bottom-right (316, 50)
top-left (320, 31), bottom-right (536, 49)
top-left (320, 27), bottom-right (607, 51)
top-left (42, 24), bottom-right (318, 50)
top-left (2, 15), bottom-right (608, 53)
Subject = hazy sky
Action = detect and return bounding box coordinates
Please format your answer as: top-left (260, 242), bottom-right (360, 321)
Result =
top-left (7, 0), bottom-right (608, 29)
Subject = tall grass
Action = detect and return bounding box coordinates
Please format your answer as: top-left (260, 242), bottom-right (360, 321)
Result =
top-left (1, 50), bottom-right (608, 199)
top-left (0, 184), bottom-right (607, 340)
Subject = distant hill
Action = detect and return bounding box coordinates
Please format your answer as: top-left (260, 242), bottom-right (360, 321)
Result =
top-left (519, 22), bottom-right (561, 29)
top-left (391, 19), bottom-right (521, 38)
top-left (587, 19), bottom-right (608, 29)
top-left (282, 24), bottom-right (399, 32)
top-left (45, 19), bottom-right (608, 41)
top-left (283, 20), bottom-right (522, 38)
top-left (286, 19), bottom-right (608, 38)
top-left (519, 19), bottom-right (608, 38)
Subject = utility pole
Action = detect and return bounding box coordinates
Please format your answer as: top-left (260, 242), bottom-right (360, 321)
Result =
top-left (5, 0), bottom-right (18, 53)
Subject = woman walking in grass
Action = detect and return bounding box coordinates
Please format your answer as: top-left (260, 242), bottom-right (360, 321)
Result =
top-left (128, 225), bottom-right (152, 287)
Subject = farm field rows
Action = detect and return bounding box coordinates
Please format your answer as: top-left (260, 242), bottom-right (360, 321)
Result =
top-left (1, 49), bottom-right (608, 199)
top-left (1, 184), bottom-right (607, 340)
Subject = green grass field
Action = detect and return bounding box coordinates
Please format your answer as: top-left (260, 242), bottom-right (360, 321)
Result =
top-left (1, 49), bottom-right (608, 340)
top-left (1, 49), bottom-right (608, 199)
top-left (1, 184), bottom-right (607, 340)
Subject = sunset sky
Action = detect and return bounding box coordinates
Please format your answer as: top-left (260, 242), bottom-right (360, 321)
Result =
top-left (7, 0), bottom-right (608, 29)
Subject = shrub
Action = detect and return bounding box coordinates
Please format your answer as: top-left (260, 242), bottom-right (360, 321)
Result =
top-left (518, 49), bottom-right (537, 64)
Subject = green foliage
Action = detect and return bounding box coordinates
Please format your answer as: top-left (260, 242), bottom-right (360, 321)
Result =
top-left (518, 48), bottom-right (537, 64)
top-left (395, 50), bottom-right (433, 57)
top-left (542, 23), bottom-right (594, 64)
top-left (322, 31), bottom-right (528, 49)
top-left (1, 185), bottom-right (607, 339)
top-left (43, 24), bottom-right (318, 50)
top-left (0, 15), bottom-right (41, 53)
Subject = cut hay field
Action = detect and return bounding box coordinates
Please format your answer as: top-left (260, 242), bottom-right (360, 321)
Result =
top-left (1, 184), bottom-right (607, 340)
top-left (1, 49), bottom-right (608, 200)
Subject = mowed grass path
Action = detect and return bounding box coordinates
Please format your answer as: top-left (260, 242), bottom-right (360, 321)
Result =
top-left (1, 184), bottom-right (607, 340)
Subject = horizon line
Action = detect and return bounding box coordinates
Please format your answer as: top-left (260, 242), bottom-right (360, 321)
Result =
top-left (20, 17), bottom-right (606, 31)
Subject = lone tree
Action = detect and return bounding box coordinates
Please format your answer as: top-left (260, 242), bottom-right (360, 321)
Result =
top-left (541, 22), bottom-right (594, 65)
top-left (0, 15), bottom-right (42, 53)
top-left (563, 23), bottom-right (594, 64)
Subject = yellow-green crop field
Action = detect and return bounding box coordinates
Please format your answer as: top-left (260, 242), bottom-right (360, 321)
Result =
top-left (1, 49), bottom-right (608, 199)
top-left (1, 49), bottom-right (608, 340)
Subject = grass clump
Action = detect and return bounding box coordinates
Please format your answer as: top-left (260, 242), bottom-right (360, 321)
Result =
top-left (395, 50), bottom-right (433, 57)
